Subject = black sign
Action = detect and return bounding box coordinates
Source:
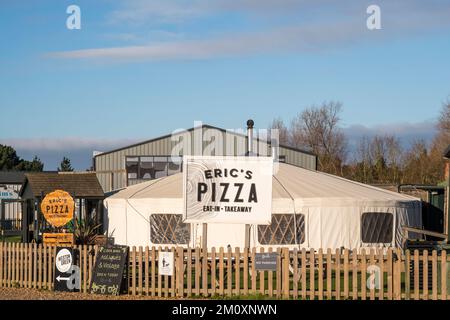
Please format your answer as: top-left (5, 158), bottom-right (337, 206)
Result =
top-left (54, 247), bottom-right (80, 292)
top-left (90, 245), bottom-right (129, 295)
top-left (255, 253), bottom-right (278, 271)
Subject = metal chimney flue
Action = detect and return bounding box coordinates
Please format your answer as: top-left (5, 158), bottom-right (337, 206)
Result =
top-left (247, 119), bottom-right (254, 156)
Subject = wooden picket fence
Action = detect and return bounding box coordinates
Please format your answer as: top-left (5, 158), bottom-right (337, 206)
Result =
top-left (0, 243), bottom-right (448, 300)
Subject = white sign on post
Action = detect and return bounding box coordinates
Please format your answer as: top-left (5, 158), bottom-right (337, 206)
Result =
top-left (183, 156), bottom-right (273, 224)
top-left (158, 251), bottom-right (174, 276)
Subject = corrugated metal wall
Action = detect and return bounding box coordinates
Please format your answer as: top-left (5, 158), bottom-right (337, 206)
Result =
top-left (95, 127), bottom-right (316, 192)
top-left (0, 184), bottom-right (22, 230)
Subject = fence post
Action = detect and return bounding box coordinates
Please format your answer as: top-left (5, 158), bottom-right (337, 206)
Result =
top-left (176, 247), bottom-right (184, 298)
top-left (282, 248), bottom-right (290, 299)
top-left (441, 250), bottom-right (447, 300)
top-left (318, 249), bottom-right (323, 300)
top-left (309, 249), bottom-right (315, 300)
top-left (393, 248), bottom-right (402, 300)
top-left (405, 250), bottom-right (411, 300)
top-left (432, 250), bottom-right (438, 300)
top-left (0, 243), bottom-right (3, 287)
top-left (235, 247), bottom-right (241, 297)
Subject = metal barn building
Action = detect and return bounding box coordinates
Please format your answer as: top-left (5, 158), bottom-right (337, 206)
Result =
top-left (94, 124), bottom-right (317, 192)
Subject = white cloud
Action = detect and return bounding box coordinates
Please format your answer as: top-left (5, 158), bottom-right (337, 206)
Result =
top-left (50, 0), bottom-right (450, 62)
top-left (343, 120), bottom-right (437, 147)
top-left (0, 137), bottom-right (138, 152)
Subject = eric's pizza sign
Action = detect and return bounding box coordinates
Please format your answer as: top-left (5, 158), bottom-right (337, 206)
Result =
top-left (40, 190), bottom-right (75, 227)
top-left (183, 156), bottom-right (273, 224)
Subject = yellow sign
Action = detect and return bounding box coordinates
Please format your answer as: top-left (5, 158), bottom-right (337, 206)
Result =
top-left (41, 190), bottom-right (75, 227)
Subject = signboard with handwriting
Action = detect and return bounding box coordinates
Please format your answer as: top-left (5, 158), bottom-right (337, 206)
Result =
top-left (90, 245), bottom-right (129, 295)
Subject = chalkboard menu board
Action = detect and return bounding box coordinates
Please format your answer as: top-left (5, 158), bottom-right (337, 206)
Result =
top-left (90, 245), bottom-right (129, 295)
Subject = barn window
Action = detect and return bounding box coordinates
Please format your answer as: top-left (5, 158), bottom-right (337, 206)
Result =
top-left (361, 212), bottom-right (394, 243)
top-left (126, 157), bottom-right (139, 179)
top-left (126, 156), bottom-right (183, 184)
top-left (150, 214), bottom-right (190, 244)
top-left (258, 214), bottom-right (305, 245)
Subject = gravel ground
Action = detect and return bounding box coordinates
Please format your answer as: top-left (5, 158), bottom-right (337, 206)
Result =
top-left (0, 287), bottom-right (179, 300)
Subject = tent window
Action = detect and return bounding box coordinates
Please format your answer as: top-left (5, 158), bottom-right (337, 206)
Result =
top-left (258, 214), bottom-right (305, 245)
top-left (150, 214), bottom-right (190, 244)
top-left (361, 212), bottom-right (393, 243)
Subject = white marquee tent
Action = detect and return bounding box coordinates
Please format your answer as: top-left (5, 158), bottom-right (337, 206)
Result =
top-left (103, 163), bottom-right (422, 250)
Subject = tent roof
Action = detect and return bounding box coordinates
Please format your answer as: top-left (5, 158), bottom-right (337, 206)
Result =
top-left (107, 163), bottom-right (419, 206)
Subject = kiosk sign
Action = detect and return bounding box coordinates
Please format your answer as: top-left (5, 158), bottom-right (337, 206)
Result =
top-left (40, 190), bottom-right (75, 227)
top-left (183, 156), bottom-right (273, 224)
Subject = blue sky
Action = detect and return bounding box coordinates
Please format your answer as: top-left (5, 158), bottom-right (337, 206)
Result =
top-left (1, 0), bottom-right (450, 170)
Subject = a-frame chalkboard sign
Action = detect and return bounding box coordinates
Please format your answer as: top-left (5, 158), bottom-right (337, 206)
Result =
top-left (89, 245), bottom-right (129, 295)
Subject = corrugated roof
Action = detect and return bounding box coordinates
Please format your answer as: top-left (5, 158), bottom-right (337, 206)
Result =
top-left (0, 171), bottom-right (26, 184)
top-left (21, 172), bottom-right (104, 198)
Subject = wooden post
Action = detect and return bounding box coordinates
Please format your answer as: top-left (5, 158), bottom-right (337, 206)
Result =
top-left (138, 246), bottom-right (143, 296)
top-left (293, 248), bottom-right (298, 300)
top-left (171, 247), bottom-right (176, 297)
top-left (335, 249), bottom-right (341, 300)
top-left (352, 250), bottom-right (358, 300)
top-left (360, 249), bottom-right (366, 300)
top-left (393, 248), bottom-right (402, 300)
top-left (151, 246), bottom-right (156, 297)
top-left (301, 249), bottom-right (306, 299)
top-left (227, 247), bottom-right (232, 296)
top-left (202, 246), bottom-right (208, 297)
top-left (378, 249), bottom-right (384, 300)
top-left (276, 248), bottom-right (281, 298)
top-left (343, 249), bottom-right (349, 299)
top-left (131, 246), bottom-right (136, 295)
top-left (145, 246), bottom-right (149, 296)
top-left (387, 249), bottom-right (393, 300)
top-left (326, 249), bottom-right (332, 300)
top-left (414, 250), bottom-right (419, 300)
top-left (309, 250), bottom-right (315, 300)
top-left (187, 247), bottom-right (192, 297)
top-left (178, 247), bottom-right (185, 297)
top-left (282, 248), bottom-right (290, 299)
top-left (423, 250), bottom-right (428, 300)
top-left (243, 247), bottom-right (248, 296)
top-left (211, 247), bottom-right (216, 296)
top-left (251, 247), bottom-right (257, 295)
top-left (0, 243), bottom-right (3, 288)
top-left (405, 250), bottom-right (411, 300)
top-left (268, 247), bottom-right (273, 298)
top-left (219, 247), bottom-right (224, 296)
top-left (441, 250), bottom-right (447, 300)
top-left (369, 249), bottom-right (375, 300)
top-left (432, 250), bottom-right (438, 300)
top-left (259, 247), bottom-right (264, 296)
top-left (202, 223), bottom-right (207, 252)
top-left (195, 247), bottom-right (200, 296)
top-left (235, 247), bottom-right (241, 296)
top-left (318, 249), bottom-right (323, 300)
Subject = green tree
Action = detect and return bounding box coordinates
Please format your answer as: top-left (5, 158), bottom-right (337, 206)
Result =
top-left (0, 144), bottom-right (43, 171)
top-left (58, 156), bottom-right (74, 172)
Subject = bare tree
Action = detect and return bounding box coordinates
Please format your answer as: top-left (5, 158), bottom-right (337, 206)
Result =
top-left (269, 117), bottom-right (290, 145)
top-left (290, 101), bottom-right (348, 175)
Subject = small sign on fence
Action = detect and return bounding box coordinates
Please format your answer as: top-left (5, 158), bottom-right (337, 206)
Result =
top-left (43, 233), bottom-right (75, 246)
top-left (90, 245), bottom-right (129, 295)
top-left (54, 247), bottom-right (80, 292)
top-left (255, 252), bottom-right (278, 271)
top-left (159, 251), bottom-right (174, 276)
